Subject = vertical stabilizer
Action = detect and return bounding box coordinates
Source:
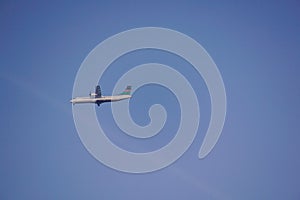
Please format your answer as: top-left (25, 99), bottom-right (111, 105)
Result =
top-left (119, 86), bottom-right (132, 95)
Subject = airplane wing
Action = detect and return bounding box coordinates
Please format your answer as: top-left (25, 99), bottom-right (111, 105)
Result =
top-left (95, 85), bottom-right (102, 97)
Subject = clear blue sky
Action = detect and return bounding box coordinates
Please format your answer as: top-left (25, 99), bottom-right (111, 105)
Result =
top-left (1, 1), bottom-right (300, 199)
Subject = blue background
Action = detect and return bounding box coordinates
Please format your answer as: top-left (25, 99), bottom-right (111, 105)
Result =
top-left (1, 1), bottom-right (299, 199)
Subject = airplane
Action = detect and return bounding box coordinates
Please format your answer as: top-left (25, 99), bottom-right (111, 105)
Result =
top-left (70, 85), bottom-right (132, 106)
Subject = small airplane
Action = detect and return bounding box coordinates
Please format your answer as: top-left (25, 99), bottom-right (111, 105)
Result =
top-left (70, 85), bottom-right (132, 106)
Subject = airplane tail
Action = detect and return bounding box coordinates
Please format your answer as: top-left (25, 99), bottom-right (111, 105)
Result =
top-left (119, 86), bottom-right (132, 95)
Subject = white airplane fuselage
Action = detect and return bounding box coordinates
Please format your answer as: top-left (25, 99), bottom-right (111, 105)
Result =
top-left (70, 95), bottom-right (131, 105)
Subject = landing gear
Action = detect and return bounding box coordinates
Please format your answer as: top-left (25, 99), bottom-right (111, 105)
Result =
top-left (96, 101), bottom-right (101, 106)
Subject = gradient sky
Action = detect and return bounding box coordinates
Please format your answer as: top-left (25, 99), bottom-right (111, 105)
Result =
top-left (1, 1), bottom-right (300, 199)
